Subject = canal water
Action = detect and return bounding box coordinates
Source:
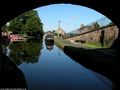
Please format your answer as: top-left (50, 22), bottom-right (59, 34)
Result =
top-left (2, 39), bottom-right (112, 90)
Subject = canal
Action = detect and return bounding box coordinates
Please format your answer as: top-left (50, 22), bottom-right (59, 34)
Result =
top-left (2, 39), bottom-right (112, 90)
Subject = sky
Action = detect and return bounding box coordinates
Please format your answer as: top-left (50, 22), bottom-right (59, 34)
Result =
top-left (35, 4), bottom-right (106, 33)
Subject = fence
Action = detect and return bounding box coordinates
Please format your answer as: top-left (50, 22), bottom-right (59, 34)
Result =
top-left (68, 17), bottom-right (113, 35)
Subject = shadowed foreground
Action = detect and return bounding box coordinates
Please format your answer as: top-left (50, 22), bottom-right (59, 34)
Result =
top-left (1, 53), bottom-right (27, 89)
top-left (63, 46), bottom-right (120, 90)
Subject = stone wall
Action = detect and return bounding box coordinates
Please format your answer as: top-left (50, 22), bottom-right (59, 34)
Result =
top-left (66, 25), bottom-right (119, 47)
top-left (104, 25), bottom-right (119, 47)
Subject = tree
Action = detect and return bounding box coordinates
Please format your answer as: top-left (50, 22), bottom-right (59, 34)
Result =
top-left (8, 10), bottom-right (44, 37)
top-left (21, 10), bottom-right (43, 37)
top-left (109, 22), bottom-right (114, 26)
top-left (52, 30), bottom-right (57, 36)
top-left (8, 17), bottom-right (23, 33)
top-left (93, 22), bottom-right (100, 30)
top-left (1, 24), bottom-right (8, 31)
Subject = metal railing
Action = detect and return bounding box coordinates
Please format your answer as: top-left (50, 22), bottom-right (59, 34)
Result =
top-left (67, 17), bottom-right (113, 35)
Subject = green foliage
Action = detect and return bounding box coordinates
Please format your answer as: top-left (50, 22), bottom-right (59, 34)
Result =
top-left (80, 42), bottom-right (103, 49)
top-left (8, 10), bottom-right (43, 37)
top-left (109, 22), bottom-right (114, 26)
top-left (54, 38), bottom-right (74, 48)
top-left (52, 30), bottom-right (58, 36)
top-left (93, 22), bottom-right (100, 30)
top-left (9, 17), bottom-right (23, 33)
top-left (9, 39), bottom-right (43, 65)
top-left (1, 24), bottom-right (8, 31)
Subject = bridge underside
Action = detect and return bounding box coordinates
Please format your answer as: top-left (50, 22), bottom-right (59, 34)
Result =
top-left (0, 0), bottom-right (120, 51)
top-left (0, 0), bottom-right (120, 89)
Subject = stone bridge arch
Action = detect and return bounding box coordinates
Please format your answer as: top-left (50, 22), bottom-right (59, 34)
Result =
top-left (1, 1), bottom-right (120, 89)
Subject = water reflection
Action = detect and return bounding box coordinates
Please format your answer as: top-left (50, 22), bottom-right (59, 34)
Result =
top-left (3, 38), bottom-right (43, 65)
top-left (1, 53), bottom-right (27, 89)
top-left (2, 44), bottom-right (11, 57)
top-left (19, 44), bottom-right (112, 90)
top-left (2, 38), bottom-right (113, 90)
top-left (45, 40), bottom-right (54, 51)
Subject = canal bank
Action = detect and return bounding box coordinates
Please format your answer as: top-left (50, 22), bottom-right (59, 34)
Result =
top-left (54, 38), bottom-right (119, 90)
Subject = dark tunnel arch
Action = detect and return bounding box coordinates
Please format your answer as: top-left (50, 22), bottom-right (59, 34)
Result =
top-left (1, 0), bottom-right (120, 89)
top-left (1, 0), bottom-right (120, 27)
top-left (0, 0), bottom-right (120, 56)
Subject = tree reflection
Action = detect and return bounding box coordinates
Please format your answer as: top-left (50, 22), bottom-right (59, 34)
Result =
top-left (9, 38), bottom-right (43, 65)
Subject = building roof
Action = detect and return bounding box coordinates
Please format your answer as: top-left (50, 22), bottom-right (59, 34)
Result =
top-left (57, 27), bottom-right (66, 35)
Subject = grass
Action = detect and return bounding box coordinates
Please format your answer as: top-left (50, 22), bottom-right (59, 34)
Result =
top-left (80, 42), bottom-right (102, 49)
top-left (55, 37), bottom-right (115, 58)
top-left (54, 38), bottom-right (74, 48)
top-left (55, 38), bottom-right (107, 49)
top-left (80, 42), bottom-right (108, 49)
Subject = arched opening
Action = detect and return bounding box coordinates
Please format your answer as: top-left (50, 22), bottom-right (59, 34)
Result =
top-left (1, 1), bottom-right (120, 52)
top-left (2, 3), bottom-right (118, 59)
top-left (0, 0), bottom-right (120, 89)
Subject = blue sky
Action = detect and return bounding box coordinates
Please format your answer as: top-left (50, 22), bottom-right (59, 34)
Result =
top-left (35, 4), bottom-right (106, 33)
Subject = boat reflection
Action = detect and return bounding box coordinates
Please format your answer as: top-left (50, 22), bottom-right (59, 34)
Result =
top-left (45, 39), bottom-right (54, 51)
